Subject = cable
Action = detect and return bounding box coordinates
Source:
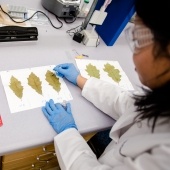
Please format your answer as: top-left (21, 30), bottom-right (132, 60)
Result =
top-left (64, 17), bottom-right (77, 24)
top-left (66, 24), bottom-right (100, 47)
top-left (63, 10), bottom-right (78, 24)
top-left (55, 16), bottom-right (63, 29)
top-left (96, 35), bottom-right (100, 47)
top-left (0, 5), bottom-right (63, 29)
top-left (66, 25), bottom-right (82, 36)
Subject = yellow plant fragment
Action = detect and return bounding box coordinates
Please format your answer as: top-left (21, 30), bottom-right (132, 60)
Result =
top-left (27, 72), bottom-right (42, 95)
top-left (75, 55), bottom-right (84, 59)
top-left (45, 70), bottom-right (61, 92)
top-left (103, 63), bottom-right (121, 83)
top-left (85, 64), bottom-right (100, 79)
top-left (9, 76), bottom-right (23, 99)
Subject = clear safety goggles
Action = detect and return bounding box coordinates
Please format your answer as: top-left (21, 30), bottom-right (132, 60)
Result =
top-left (125, 25), bottom-right (154, 54)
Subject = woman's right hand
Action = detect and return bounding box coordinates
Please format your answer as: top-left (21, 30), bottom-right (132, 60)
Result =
top-left (53, 63), bottom-right (80, 85)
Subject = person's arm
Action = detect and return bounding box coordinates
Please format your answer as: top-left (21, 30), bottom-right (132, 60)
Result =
top-left (77, 75), bottom-right (87, 89)
top-left (53, 63), bottom-right (136, 120)
top-left (81, 77), bottom-right (136, 120)
top-left (53, 63), bottom-right (88, 89)
top-left (54, 129), bottom-right (170, 170)
top-left (53, 63), bottom-right (85, 86)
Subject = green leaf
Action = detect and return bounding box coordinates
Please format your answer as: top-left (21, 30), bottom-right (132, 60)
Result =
top-left (45, 70), bottom-right (61, 92)
top-left (103, 63), bottom-right (121, 83)
top-left (27, 72), bottom-right (42, 95)
top-left (85, 64), bottom-right (100, 79)
top-left (9, 76), bottom-right (23, 99)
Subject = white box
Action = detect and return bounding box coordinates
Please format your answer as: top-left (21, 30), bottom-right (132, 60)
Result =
top-left (89, 10), bottom-right (107, 25)
top-left (82, 30), bottom-right (99, 47)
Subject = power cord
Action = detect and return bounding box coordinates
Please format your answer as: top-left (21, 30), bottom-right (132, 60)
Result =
top-left (66, 25), bottom-right (82, 36)
top-left (64, 17), bottom-right (77, 24)
top-left (96, 35), bottom-right (100, 47)
top-left (63, 10), bottom-right (78, 24)
top-left (0, 5), bottom-right (63, 29)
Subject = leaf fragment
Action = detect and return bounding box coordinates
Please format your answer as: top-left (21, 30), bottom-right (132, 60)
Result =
top-left (27, 72), bottom-right (42, 95)
top-left (103, 63), bottom-right (121, 83)
top-left (9, 76), bottom-right (23, 99)
top-left (85, 64), bottom-right (100, 79)
top-left (45, 70), bottom-right (61, 92)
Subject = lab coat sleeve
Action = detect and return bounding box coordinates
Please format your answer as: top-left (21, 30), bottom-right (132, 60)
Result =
top-left (54, 128), bottom-right (170, 170)
top-left (54, 128), bottom-right (97, 170)
top-left (54, 128), bottom-right (117, 170)
top-left (71, 148), bottom-right (170, 170)
top-left (82, 77), bottom-right (136, 120)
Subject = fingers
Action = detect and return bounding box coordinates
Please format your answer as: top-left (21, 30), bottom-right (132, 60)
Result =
top-left (49, 99), bottom-right (57, 111)
top-left (54, 67), bottom-right (66, 77)
top-left (53, 65), bottom-right (65, 78)
top-left (53, 63), bottom-right (70, 71)
top-left (42, 107), bottom-right (50, 120)
top-left (44, 99), bottom-right (56, 115)
top-left (53, 63), bottom-right (73, 75)
top-left (56, 67), bottom-right (68, 74)
top-left (66, 103), bottom-right (72, 114)
top-left (55, 103), bottom-right (64, 110)
top-left (45, 102), bottom-right (53, 114)
top-left (56, 72), bottom-right (64, 78)
top-left (43, 100), bottom-right (69, 116)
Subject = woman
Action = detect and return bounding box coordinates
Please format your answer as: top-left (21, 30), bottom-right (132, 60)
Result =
top-left (42, 0), bottom-right (170, 169)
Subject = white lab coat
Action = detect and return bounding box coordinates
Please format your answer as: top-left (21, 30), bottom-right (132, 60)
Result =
top-left (54, 77), bottom-right (170, 170)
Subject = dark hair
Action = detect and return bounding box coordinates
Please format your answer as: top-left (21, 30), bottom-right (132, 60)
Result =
top-left (135, 0), bottom-right (170, 58)
top-left (134, 0), bottom-right (170, 131)
top-left (134, 81), bottom-right (170, 132)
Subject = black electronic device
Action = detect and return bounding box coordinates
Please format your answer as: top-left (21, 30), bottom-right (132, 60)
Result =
top-left (73, 32), bottom-right (84, 43)
top-left (41, 0), bottom-right (80, 18)
top-left (0, 26), bottom-right (38, 42)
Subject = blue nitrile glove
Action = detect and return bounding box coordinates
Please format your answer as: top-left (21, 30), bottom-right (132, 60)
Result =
top-left (42, 99), bottom-right (77, 134)
top-left (53, 63), bottom-right (80, 85)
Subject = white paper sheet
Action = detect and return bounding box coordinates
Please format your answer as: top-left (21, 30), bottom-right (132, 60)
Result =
top-left (75, 59), bottom-right (134, 91)
top-left (0, 65), bottom-right (73, 113)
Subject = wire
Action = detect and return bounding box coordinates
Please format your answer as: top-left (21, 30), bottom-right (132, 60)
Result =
top-left (0, 5), bottom-right (63, 29)
top-left (66, 25), bottom-right (82, 36)
top-left (55, 16), bottom-right (63, 29)
top-left (96, 35), bottom-right (100, 47)
top-left (64, 17), bottom-right (77, 24)
top-left (63, 10), bottom-right (78, 24)
top-left (67, 23), bottom-right (100, 47)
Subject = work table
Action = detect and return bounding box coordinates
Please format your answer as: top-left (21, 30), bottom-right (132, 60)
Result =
top-left (0, 0), bottom-right (140, 159)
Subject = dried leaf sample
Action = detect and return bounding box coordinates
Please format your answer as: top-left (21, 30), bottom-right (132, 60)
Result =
top-left (85, 63), bottom-right (100, 79)
top-left (103, 63), bottom-right (121, 83)
top-left (28, 72), bottom-right (42, 95)
top-left (9, 76), bottom-right (23, 99)
top-left (45, 70), bottom-right (61, 92)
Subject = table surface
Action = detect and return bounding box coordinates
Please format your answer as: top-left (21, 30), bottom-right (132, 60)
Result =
top-left (0, 0), bottom-right (141, 156)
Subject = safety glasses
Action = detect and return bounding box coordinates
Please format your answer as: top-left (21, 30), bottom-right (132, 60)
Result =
top-left (125, 25), bottom-right (154, 54)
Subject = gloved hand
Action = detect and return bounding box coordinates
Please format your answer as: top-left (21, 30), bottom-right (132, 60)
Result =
top-left (42, 99), bottom-right (77, 134)
top-left (53, 63), bottom-right (80, 85)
